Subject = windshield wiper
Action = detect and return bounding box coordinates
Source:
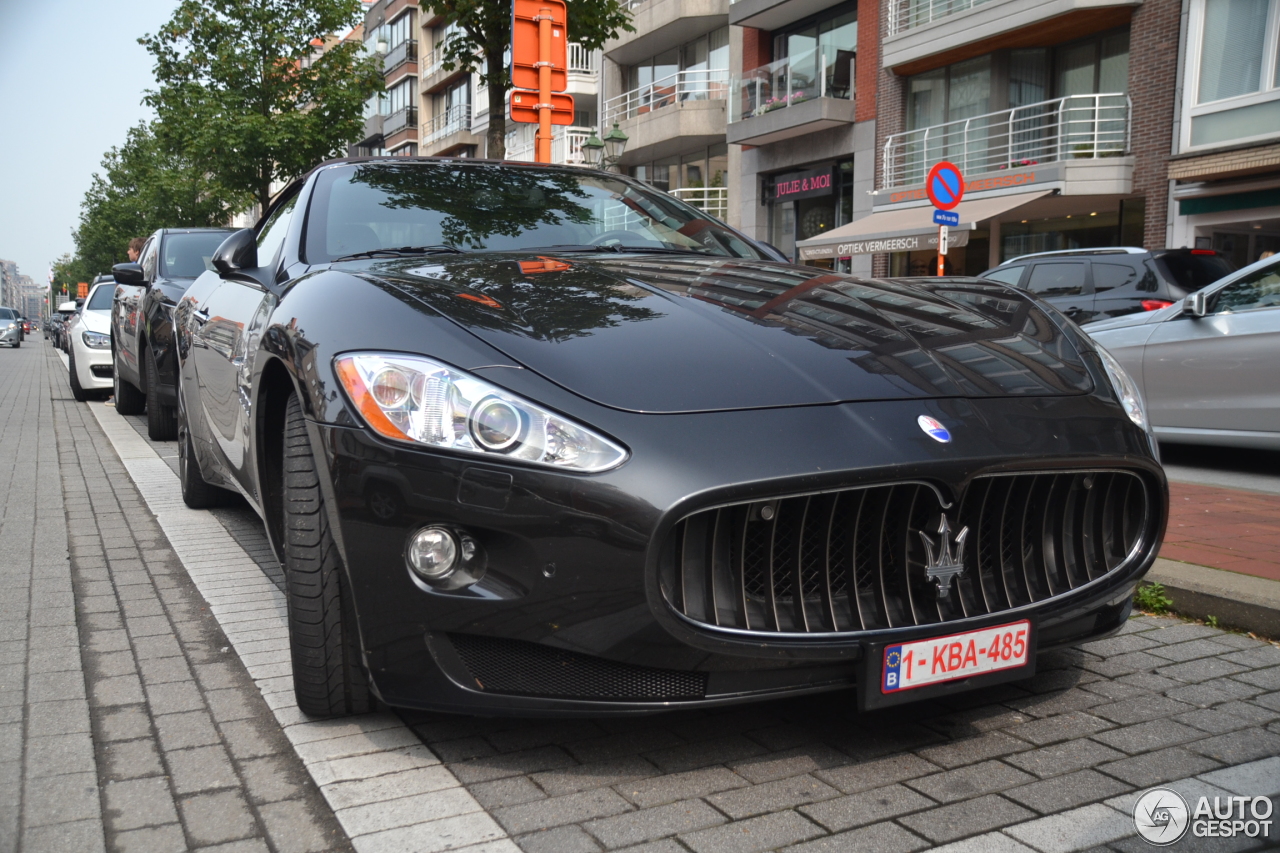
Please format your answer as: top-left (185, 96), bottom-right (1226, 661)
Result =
top-left (332, 245), bottom-right (465, 261)
top-left (524, 244), bottom-right (719, 256)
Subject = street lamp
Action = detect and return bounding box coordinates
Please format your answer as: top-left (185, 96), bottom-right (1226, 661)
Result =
top-left (582, 123), bottom-right (628, 171)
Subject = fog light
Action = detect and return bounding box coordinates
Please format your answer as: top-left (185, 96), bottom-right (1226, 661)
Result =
top-left (407, 526), bottom-right (458, 580)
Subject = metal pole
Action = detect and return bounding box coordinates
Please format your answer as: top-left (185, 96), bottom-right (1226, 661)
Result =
top-left (937, 225), bottom-right (944, 277)
top-left (537, 7), bottom-right (553, 164)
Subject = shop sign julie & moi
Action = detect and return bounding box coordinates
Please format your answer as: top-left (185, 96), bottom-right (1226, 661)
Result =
top-left (771, 166), bottom-right (835, 202)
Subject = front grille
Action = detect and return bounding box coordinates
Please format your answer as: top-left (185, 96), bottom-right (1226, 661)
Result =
top-left (447, 633), bottom-right (708, 701)
top-left (661, 471), bottom-right (1152, 635)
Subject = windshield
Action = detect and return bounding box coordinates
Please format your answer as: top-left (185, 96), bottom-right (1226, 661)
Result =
top-left (161, 231), bottom-right (234, 278)
top-left (86, 284), bottom-right (115, 311)
top-left (0, 309), bottom-right (13, 320)
top-left (305, 162), bottom-right (765, 262)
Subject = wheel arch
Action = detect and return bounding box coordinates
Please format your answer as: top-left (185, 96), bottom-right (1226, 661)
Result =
top-left (256, 355), bottom-right (297, 566)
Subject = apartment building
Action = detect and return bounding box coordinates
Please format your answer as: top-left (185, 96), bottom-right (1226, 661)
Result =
top-left (351, 0), bottom-right (421, 157)
top-left (1167, 0), bottom-right (1280, 264)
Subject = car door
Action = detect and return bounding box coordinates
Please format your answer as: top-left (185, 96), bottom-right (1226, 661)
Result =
top-left (114, 237), bottom-right (157, 384)
top-left (191, 198), bottom-right (296, 495)
top-left (1141, 259), bottom-right (1280, 434)
top-left (1023, 261), bottom-right (1097, 323)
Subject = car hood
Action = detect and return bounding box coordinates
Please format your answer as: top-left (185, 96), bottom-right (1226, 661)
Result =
top-left (74, 310), bottom-right (111, 335)
top-left (360, 254), bottom-right (1094, 413)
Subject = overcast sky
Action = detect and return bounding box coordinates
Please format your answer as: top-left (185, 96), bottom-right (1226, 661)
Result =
top-left (0, 0), bottom-right (179, 283)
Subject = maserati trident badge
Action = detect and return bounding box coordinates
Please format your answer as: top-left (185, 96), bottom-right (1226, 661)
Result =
top-left (919, 514), bottom-right (969, 598)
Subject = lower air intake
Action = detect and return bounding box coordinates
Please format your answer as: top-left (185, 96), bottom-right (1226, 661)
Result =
top-left (447, 633), bottom-right (708, 701)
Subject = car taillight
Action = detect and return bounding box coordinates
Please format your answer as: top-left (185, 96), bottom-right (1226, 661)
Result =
top-left (1141, 299), bottom-right (1174, 311)
top-left (1190, 249), bottom-right (1216, 255)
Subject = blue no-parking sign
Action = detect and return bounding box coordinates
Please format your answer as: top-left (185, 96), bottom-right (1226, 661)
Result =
top-left (926, 161), bottom-right (965, 211)
top-left (933, 209), bottom-right (959, 227)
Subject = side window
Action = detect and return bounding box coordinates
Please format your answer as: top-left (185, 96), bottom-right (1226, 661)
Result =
top-left (1092, 263), bottom-right (1137, 292)
top-left (256, 194), bottom-right (299, 267)
top-left (140, 238), bottom-right (159, 282)
top-left (1025, 263), bottom-right (1087, 297)
top-left (1214, 261), bottom-right (1280, 313)
top-left (983, 265), bottom-right (1025, 286)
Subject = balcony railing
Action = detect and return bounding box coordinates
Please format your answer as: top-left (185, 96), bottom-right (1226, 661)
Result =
top-left (569, 43), bottom-right (596, 74)
top-left (425, 104), bottom-right (471, 143)
top-left (383, 105), bottom-right (419, 136)
top-left (505, 126), bottom-right (596, 165)
top-left (603, 69), bottom-right (729, 125)
top-left (882, 93), bottom-right (1131, 189)
top-left (670, 187), bottom-right (728, 220)
top-left (384, 38), bottom-right (418, 72)
top-left (422, 46), bottom-right (446, 78)
top-left (888, 0), bottom-right (993, 34)
top-left (730, 46), bottom-right (854, 122)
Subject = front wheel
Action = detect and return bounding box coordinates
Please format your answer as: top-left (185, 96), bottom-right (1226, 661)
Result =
top-left (68, 349), bottom-right (88, 402)
top-left (283, 393), bottom-right (373, 718)
top-left (145, 348), bottom-right (177, 440)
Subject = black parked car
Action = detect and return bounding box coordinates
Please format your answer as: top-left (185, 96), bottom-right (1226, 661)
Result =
top-left (111, 227), bottom-right (236, 439)
top-left (174, 158), bottom-right (1167, 719)
top-left (980, 247), bottom-right (1235, 323)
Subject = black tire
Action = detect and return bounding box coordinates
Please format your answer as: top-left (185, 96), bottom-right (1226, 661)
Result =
top-left (178, 416), bottom-right (236, 509)
top-left (145, 348), bottom-right (178, 440)
top-left (283, 393), bottom-right (372, 718)
top-left (114, 354), bottom-right (146, 415)
top-left (68, 349), bottom-right (88, 402)
top-left (12, 340), bottom-right (19, 349)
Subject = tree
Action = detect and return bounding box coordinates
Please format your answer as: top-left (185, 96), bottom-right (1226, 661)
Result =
top-left (424, 0), bottom-right (632, 159)
top-left (142, 0), bottom-right (384, 212)
top-left (70, 123), bottom-right (242, 278)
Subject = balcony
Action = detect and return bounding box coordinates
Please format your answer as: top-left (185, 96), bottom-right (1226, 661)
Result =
top-left (604, 71), bottom-right (728, 163)
top-left (727, 46), bottom-right (855, 146)
top-left (361, 112), bottom-right (384, 143)
top-left (505, 126), bottom-right (597, 165)
top-left (383, 38), bottom-right (418, 76)
top-left (881, 0), bottom-right (1139, 75)
top-left (421, 45), bottom-right (466, 92)
top-left (604, 0), bottom-right (728, 66)
top-left (670, 186), bottom-right (728, 220)
top-left (605, 69), bottom-right (728, 124)
top-left (569, 43), bottom-right (596, 74)
top-left (384, 105), bottom-right (419, 137)
top-left (880, 94), bottom-right (1134, 199)
top-left (424, 104), bottom-right (473, 145)
top-left (730, 0), bottom-right (846, 32)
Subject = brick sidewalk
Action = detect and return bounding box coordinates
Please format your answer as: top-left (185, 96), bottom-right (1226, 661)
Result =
top-left (1161, 481), bottom-right (1280, 582)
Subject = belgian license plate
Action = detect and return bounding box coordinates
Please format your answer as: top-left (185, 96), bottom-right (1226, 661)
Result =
top-left (882, 619), bottom-right (1031, 694)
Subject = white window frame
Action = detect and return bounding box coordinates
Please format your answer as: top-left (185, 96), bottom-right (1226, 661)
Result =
top-left (1181, 0), bottom-right (1280, 151)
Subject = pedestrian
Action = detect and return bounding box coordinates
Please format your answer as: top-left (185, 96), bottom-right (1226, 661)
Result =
top-left (127, 237), bottom-right (144, 263)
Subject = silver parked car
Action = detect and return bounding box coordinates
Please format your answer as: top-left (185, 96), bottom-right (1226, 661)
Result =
top-left (1083, 254), bottom-right (1280, 450)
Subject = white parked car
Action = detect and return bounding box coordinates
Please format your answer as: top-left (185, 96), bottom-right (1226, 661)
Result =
top-left (68, 281), bottom-right (115, 401)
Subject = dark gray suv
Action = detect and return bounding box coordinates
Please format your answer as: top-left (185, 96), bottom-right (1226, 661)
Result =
top-left (980, 247), bottom-right (1235, 323)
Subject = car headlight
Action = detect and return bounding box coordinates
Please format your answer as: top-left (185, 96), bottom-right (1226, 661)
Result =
top-left (6, 323), bottom-right (14, 330)
top-left (81, 331), bottom-right (111, 349)
top-left (1096, 345), bottom-right (1148, 432)
top-left (335, 353), bottom-right (628, 473)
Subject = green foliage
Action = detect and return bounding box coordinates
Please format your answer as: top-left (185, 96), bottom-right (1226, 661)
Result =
top-left (51, 253), bottom-right (91, 302)
top-left (422, 0), bottom-right (632, 158)
top-left (70, 123), bottom-right (243, 280)
top-left (141, 0), bottom-right (383, 210)
top-left (1205, 615), bottom-right (1220, 629)
top-left (1134, 582), bottom-right (1173, 615)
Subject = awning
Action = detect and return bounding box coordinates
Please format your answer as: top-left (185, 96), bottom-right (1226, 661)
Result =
top-left (796, 190), bottom-right (1053, 260)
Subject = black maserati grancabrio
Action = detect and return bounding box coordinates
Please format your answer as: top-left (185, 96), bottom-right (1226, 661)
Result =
top-left (176, 158), bottom-right (1167, 719)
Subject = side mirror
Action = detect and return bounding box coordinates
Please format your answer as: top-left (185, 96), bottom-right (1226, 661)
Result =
top-left (1183, 290), bottom-right (1207, 318)
top-left (112, 262), bottom-right (145, 285)
top-left (212, 229), bottom-right (259, 275)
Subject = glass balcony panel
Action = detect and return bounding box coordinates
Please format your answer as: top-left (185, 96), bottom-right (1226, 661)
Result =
top-left (604, 69), bottom-right (730, 124)
top-left (881, 93), bottom-right (1131, 189)
top-left (729, 46), bottom-right (855, 122)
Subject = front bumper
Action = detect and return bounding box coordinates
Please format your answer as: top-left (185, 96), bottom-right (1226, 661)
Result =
top-left (0, 326), bottom-right (19, 345)
top-left (73, 335), bottom-right (115, 390)
top-left (314, 393), bottom-right (1166, 715)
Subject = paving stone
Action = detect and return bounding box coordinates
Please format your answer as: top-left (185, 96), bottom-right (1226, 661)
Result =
top-left (515, 825), bottom-right (602, 853)
top-left (679, 810), bottom-right (824, 853)
top-left (26, 731), bottom-right (95, 778)
top-left (472, 776), bottom-right (548, 809)
top-left (259, 798), bottom-right (344, 853)
top-left (898, 793), bottom-right (1036, 844)
top-left (179, 790), bottom-right (257, 846)
top-left (799, 783), bottom-right (936, 832)
top-left (22, 771), bottom-right (102, 827)
top-left (100, 737), bottom-right (165, 781)
top-left (452, 746), bottom-right (577, 784)
top-left (110, 823), bottom-right (187, 853)
top-left (728, 745), bottom-right (850, 784)
top-left (531, 755), bottom-right (658, 798)
top-left (154, 710), bottom-right (221, 751)
top-left (1175, 707), bottom-right (1258, 734)
top-left (1146, 638), bottom-right (1234, 663)
top-left (94, 704), bottom-right (152, 743)
top-left (1003, 768), bottom-right (1132, 814)
top-left (24, 699), bottom-right (91, 737)
top-left (1007, 688), bottom-right (1105, 719)
top-left (1099, 745), bottom-right (1223, 787)
top-left (779, 821), bottom-right (928, 853)
top-left (1005, 711), bottom-right (1113, 746)
top-left (239, 754), bottom-right (308, 805)
top-left (495, 788), bottom-right (633, 835)
top-left (1166, 678), bottom-right (1262, 707)
top-left (707, 774), bottom-right (840, 819)
top-left (1004, 738), bottom-right (1126, 778)
top-left (21, 818), bottom-right (109, 853)
top-left (1186, 728), bottom-right (1280, 765)
top-left (813, 752), bottom-right (939, 795)
top-left (584, 798), bottom-right (726, 849)
top-left (619, 766), bottom-right (747, 808)
top-left (102, 776), bottom-right (181, 832)
top-left (642, 735), bottom-right (767, 774)
top-left (168, 744), bottom-right (239, 795)
top-left (905, 760), bottom-right (1035, 803)
top-left (218, 717), bottom-right (281, 761)
top-left (1004, 802), bottom-right (1134, 852)
top-left (1157, 658), bottom-right (1251, 684)
top-left (916, 731), bottom-right (1030, 769)
top-left (1222, 646), bottom-right (1280, 670)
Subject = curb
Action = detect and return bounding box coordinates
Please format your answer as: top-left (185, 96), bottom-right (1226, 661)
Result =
top-left (1145, 557), bottom-right (1280, 638)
